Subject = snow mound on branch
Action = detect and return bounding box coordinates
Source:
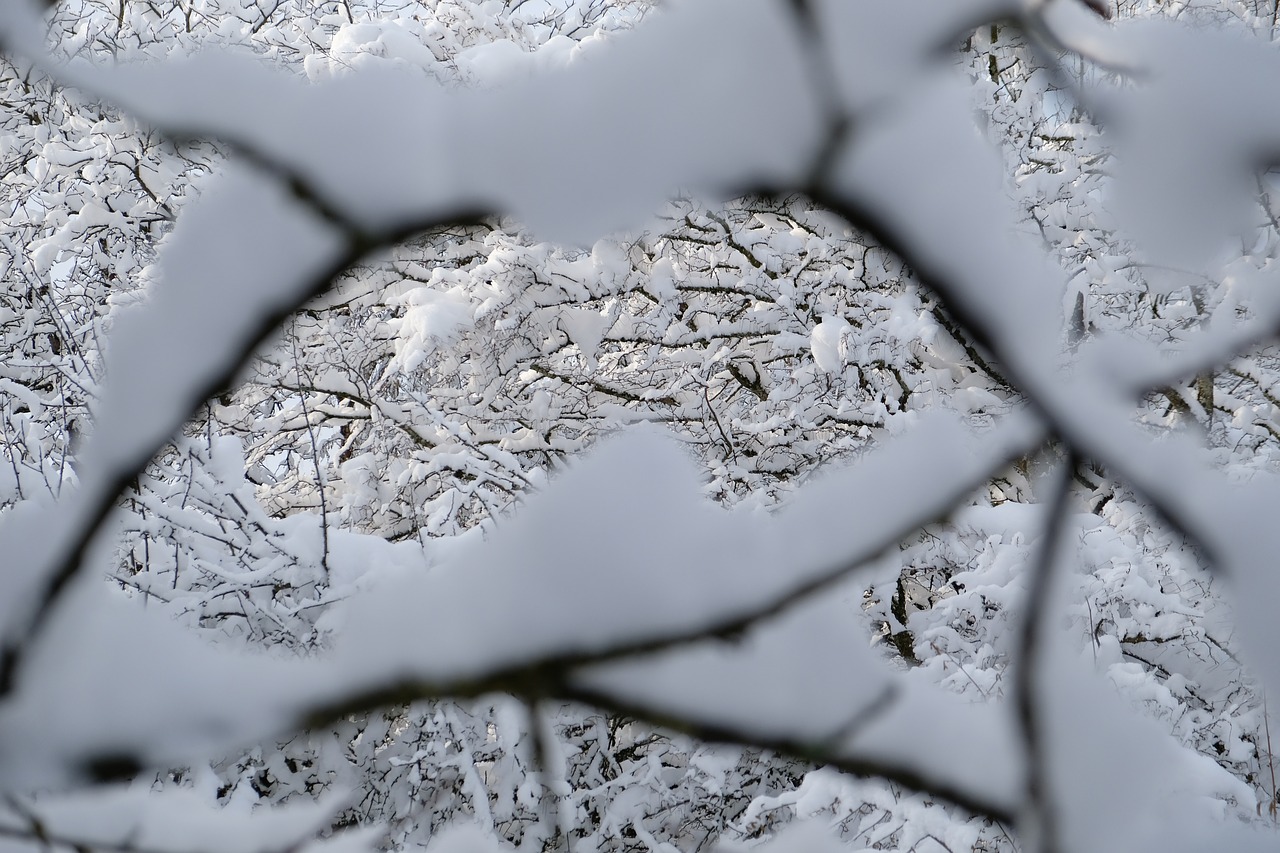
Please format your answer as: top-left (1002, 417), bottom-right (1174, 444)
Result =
top-left (392, 285), bottom-right (477, 371)
top-left (326, 21), bottom-right (442, 75)
top-left (810, 314), bottom-right (850, 374)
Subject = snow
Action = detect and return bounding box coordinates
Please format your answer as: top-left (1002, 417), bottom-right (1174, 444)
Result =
top-left (8, 0), bottom-right (820, 242)
top-left (714, 820), bottom-right (848, 853)
top-left (0, 786), bottom-right (370, 853)
top-left (558, 307), bottom-right (610, 368)
top-left (578, 591), bottom-right (1025, 814)
top-left (415, 824), bottom-right (512, 853)
top-left (392, 285), bottom-right (477, 371)
top-left (1041, 602), bottom-right (1260, 853)
top-left (0, 412), bottom-right (1039, 791)
top-left (89, 165), bottom-right (343, 483)
top-left (814, 0), bottom-right (1023, 113)
top-left (809, 314), bottom-right (850, 374)
top-left (4, 0), bottom-right (1280, 847)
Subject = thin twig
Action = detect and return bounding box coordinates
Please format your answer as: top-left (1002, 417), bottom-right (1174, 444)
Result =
top-left (291, 333), bottom-right (330, 579)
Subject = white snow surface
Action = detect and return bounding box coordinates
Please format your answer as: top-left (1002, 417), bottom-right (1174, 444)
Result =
top-left (3, 0), bottom-right (1280, 847)
top-left (5, 0), bottom-right (821, 242)
top-left (0, 414), bottom-right (1040, 792)
top-left (0, 786), bottom-right (374, 853)
top-left (809, 314), bottom-right (850, 374)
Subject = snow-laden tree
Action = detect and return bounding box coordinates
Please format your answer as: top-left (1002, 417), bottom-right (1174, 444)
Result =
top-left (6, 0), bottom-right (1280, 852)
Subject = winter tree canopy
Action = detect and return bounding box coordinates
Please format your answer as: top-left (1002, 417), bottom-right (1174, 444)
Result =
top-left (3, 0), bottom-right (1280, 851)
